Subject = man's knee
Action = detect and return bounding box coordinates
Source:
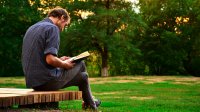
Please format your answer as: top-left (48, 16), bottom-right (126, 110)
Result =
top-left (80, 72), bottom-right (88, 83)
top-left (79, 60), bottom-right (86, 66)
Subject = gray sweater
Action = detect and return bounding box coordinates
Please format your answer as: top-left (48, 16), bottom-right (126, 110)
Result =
top-left (22, 18), bottom-right (61, 88)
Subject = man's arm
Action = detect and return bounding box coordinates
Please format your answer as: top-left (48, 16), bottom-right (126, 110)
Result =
top-left (46, 54), bottom-right (75, 69)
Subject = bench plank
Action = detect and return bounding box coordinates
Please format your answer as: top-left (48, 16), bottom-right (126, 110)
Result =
top-left (0, 88), bottom-right (82, 108)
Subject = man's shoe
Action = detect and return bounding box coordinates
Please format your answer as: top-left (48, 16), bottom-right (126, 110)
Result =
top-left (82, 99), bottom-right (101, 110)
top-left (94, 99), bottom-right (101, 107)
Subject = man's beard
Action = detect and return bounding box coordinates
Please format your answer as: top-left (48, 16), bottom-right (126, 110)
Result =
top-left (56, 23), bottom-right (64, 32)
top-left (58, 26), bottom-right (64, 32)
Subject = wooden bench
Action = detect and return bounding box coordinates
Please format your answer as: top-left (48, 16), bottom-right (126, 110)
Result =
top-left (0, 88), bottom-right (82, 109)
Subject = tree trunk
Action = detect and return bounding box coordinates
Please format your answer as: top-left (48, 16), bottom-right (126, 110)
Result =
top-left (101, 47), bottom-right (109, 77)
top-left (101, 67), bottom-right (109, 77)
top-left (100, 0), bottom-right (110, 77)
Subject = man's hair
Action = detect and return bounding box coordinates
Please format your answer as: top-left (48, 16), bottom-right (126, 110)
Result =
top-left (48, 7), bottom-right (70, 21)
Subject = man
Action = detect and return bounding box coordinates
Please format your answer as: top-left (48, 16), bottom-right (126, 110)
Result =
top-left (22, 7), bottom-right (100, 110)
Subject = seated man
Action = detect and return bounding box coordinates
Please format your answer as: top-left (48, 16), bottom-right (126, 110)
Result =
top-left (22, 7), bottom-right (100, 110)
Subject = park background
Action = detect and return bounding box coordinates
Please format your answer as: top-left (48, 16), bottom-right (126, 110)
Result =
top-left (0, 0), bottom-right (200, 111)
top-left (1, 0), bottom-right (200, 77)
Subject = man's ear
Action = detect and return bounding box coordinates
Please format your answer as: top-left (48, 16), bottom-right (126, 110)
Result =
top-left (61, 15), bottom-right (65, 20)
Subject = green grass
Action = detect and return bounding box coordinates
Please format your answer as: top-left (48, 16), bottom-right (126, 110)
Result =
top-left (0, 76), bottom-right (199, 112)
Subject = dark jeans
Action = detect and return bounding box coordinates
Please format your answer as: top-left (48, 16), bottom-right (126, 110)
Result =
top-left (33, 61), bottom-right (96, 108)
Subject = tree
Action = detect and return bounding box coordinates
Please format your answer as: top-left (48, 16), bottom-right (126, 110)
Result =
top-left (60, 0), bottom-right (145, 76)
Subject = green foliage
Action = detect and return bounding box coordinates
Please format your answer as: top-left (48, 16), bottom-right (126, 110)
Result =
top-left (138, 0), bottom-right (200, 76)
top-left (0, 0), bottom-right (40, 37)
top-left (1, 0), bottom-right (200, 76)
top-left (0, 0), bottom-right (41, 76)
top-left (185, 56), bottom-right (200, 77)
top-left (141, 31), bottom-right (187, 75)
top-left (0, 38), bottom-right (23, 76)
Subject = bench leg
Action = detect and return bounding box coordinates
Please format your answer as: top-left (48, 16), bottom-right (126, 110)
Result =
top-left (18, 102), bottom-right (59, 109)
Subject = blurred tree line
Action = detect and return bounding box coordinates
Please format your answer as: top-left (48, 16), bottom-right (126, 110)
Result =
top-left (0, 0), bottom-right (200, 77)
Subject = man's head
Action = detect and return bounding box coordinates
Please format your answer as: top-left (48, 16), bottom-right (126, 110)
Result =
top-left (48, 7), bottom-right (70, 31)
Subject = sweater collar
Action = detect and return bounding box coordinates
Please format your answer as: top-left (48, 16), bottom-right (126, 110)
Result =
top-left (43, 17), bottom-right (54, 24)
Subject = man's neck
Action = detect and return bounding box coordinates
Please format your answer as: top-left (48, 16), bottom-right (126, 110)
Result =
top-left (49, 17), bottom-right (59, 25)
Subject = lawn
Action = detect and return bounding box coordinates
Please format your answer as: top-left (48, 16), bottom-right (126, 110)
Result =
top-left (0, 76), bottom-right (199, 112)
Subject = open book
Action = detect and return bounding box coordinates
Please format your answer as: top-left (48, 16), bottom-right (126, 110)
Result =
top-left (69, 51), bottom-right (90, 63)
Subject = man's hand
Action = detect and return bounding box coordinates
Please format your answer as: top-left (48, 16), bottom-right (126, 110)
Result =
top-left (60, 56), bottom-right (70, 61)
top-left (63, 59), bottom-right (75, 69)
top-left (46, 54), bottom-right (75, 70)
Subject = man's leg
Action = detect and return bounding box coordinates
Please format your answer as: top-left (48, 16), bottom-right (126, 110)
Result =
top-left (33, 61), bottom-right (87, 91)
top-left (62, 72), bottom-right (97, 110)
top-left (33, 61), bottom-right (98, 110)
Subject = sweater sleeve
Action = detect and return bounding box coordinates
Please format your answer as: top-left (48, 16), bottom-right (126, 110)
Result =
top-left (44, 26), bottom-right (60, 56)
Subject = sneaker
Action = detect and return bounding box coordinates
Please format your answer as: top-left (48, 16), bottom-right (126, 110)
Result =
top-left (82, 99), bottom-right (101, 110)
top-left (94, 98), bottom-right (101, 107)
